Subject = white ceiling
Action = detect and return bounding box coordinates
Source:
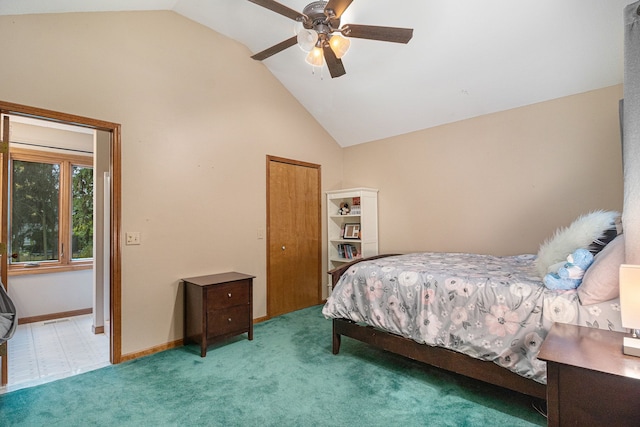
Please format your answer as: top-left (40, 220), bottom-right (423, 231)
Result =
top-left (0, 0), bottom-right (630, 147)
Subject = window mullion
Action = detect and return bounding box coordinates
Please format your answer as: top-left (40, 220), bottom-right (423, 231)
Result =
top-left (59, 160), bottom-right (70, 265)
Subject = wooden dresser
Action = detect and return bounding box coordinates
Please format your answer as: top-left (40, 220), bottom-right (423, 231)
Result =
top-left (538, 323), bottom-right (640, 426)
top-left (183, 272), bottom-right (254, 357)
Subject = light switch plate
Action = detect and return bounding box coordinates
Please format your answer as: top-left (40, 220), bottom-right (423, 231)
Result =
top-left (125, 232), bottom-right (141, 245)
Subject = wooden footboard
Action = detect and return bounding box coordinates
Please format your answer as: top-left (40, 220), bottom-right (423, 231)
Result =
top-left (328, 254), bottom-right (401, 288)
top-left (328, 254), bottom-right (547, 401)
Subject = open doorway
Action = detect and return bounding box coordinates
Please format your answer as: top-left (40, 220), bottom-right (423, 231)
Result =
top-left (6, 116), bottom-right (106, 389)
top-left (0, 101), bottom-right (122, 389)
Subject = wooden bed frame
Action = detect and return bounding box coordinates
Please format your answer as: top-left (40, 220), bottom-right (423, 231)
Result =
top-left (328, 254), bottom-right (547, 400)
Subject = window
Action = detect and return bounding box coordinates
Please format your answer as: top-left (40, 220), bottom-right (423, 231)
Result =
top-left (10, 148), bottom-right (93, 273)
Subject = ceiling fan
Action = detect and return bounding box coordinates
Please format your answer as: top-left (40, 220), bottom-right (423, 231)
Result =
top-left (248, 0), bottom-right (414, 78)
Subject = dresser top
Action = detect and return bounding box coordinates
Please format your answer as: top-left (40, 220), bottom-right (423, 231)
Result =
top-left (182, 272), bottom-right (255, 287)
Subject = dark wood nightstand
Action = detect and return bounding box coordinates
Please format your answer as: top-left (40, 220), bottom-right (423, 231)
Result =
top-left (538, 323), bottom-right (640, 427)
top-left (183, 272), bottom-right (254, 357)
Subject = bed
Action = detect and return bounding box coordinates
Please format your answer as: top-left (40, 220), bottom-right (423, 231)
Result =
top-left (322, 211), bottom-right (626, 399)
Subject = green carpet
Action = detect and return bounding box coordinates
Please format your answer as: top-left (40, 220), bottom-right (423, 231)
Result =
top-left (0, 305), bottom-right (545, 426)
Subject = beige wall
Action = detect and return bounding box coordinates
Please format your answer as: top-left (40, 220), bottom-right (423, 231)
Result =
top-left (0, 11), bottom-right (625, 357)
top-left (0, 11), bottom-right (343, 356)
top-left (343, 85), bottom-right (624, 256)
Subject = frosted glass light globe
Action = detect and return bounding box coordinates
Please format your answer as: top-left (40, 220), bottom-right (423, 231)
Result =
top-left (297, 29), bottom-right (318, 52)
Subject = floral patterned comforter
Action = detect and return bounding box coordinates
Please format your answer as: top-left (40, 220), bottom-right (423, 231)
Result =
top-left (322, 252), bottom-right (624, 384)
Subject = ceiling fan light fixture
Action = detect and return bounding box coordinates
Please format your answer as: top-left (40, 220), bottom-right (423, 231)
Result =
top-left (297, 28), bottom-right (318, 52)
top-left (329, 34), bottom-right (350, 58)
top-left (248, 0), bottom-right (414, 78)
top-left (305, 46), bottom-right (324, 66)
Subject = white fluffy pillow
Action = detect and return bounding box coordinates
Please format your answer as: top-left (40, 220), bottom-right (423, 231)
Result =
top-left (535, 210), bottom-right (620, 277)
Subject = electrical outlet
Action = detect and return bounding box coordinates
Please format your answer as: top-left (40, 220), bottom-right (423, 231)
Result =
top-left (125, 232), bottom-right (141, 245)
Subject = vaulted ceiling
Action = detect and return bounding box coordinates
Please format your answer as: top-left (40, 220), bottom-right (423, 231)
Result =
top-left (0, 0), bottom-right (630, 146)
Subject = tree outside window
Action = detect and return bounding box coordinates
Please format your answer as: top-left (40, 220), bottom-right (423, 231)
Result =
top-left (72, 165), bottom-right (93, 259)
top-left (11, 160), bottom-right (60, 262)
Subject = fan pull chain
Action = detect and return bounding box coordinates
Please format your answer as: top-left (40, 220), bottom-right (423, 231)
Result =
top-left (311, 66), bottom-right (324, 80)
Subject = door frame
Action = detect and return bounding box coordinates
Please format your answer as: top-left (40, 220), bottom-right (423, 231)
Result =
top-left (266, 155), bottom-right (322, 318)
top-left (0, 100), bottom-right (123, 364)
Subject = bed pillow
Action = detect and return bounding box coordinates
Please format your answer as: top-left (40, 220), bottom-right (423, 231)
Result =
top-left (535, 210), bottom-right (620, 278)
top-left (578, 234), bottom-right (625, 305)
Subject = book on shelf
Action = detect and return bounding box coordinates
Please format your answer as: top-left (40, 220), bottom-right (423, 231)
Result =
top-left (337, 244), bottom-right (359, 260)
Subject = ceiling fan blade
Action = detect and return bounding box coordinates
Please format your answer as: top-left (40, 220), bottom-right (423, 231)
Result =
top-left (324, 0), bottom-right (354, 20)
top-left (322, 43), bottom-right (346, 78)
top-left (248, 0), bottom-right (306, 22)
top-left (342, 24), bottom-right (414, 44)
top-left (251, 36), bottom-right (298, 61)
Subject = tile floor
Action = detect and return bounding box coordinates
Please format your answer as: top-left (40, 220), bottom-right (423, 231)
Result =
top-left (1, 314), bottom-right (110, 394)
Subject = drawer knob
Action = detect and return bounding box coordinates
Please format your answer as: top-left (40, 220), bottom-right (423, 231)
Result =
top-left (228, 292), bottom-right (232, 298)
top-left (228, 318), bottom-right (232, 323)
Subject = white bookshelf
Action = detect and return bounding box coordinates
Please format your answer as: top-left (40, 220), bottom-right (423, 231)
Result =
top-left (326, 188), bottom-right (378, 290)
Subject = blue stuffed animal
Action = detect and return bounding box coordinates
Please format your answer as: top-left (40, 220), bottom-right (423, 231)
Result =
top-left (544, 248), bottom-right (594, 290)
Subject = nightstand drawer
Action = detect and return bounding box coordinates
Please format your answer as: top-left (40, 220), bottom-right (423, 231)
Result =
top-left (206, 281), bottom-right (250, 310)
top-left (208, 305), bottom-right (250, 336)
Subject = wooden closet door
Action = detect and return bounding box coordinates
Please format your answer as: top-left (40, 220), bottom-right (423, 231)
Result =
top-left (267, 156), bottom-right (321, 317)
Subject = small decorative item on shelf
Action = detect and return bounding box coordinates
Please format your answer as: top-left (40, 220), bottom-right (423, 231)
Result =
top-left (339, 202), bottom-right (350, 215)
top-left (351, 197), bottom-right (361, 215)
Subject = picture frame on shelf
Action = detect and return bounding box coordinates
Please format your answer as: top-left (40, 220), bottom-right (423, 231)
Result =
top-left (343, 223), bottom-right (360, 239)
